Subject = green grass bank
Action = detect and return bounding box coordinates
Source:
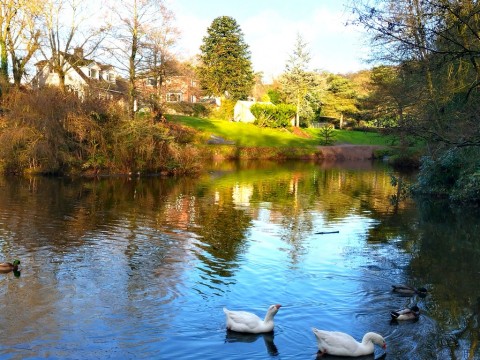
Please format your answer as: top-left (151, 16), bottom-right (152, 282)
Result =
top-left (168, 115), bottom-right (403, 162)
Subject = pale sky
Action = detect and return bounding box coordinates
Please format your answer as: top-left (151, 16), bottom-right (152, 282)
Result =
top-left (168, 0), bottom-right (370, 81)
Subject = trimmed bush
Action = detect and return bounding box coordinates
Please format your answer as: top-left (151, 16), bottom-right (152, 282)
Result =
top-left (250, 103), bottom-right (295, 128)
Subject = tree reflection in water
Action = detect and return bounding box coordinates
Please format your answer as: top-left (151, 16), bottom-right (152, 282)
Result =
top-left (0, 161), bottom-right (479, 359)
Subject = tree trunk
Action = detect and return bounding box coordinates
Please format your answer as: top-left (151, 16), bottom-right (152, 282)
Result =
top-left (129, 27), bottom-right (137, 119)
top-left (397, 105), bottom-right (409, 149)
top-left (295, 95), bottom-right (300, 127)
top-left (12, 57), bottom-right (22, 85)
top-left (128, 0), bottom-right (139, 120)
top-left (0, 40), bottom-right (8, 81)
top-left (58, 70), bottom-right (66, 92)
top-left (10, 29), bottom-right (40, 86)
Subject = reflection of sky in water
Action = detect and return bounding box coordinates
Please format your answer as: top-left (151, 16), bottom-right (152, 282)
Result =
top-left (0, 166), bottom-right (479, 360)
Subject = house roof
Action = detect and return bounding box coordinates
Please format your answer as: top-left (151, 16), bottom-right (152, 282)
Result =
top-left (35, 51), bottom-right (112, 72)
top-left (35, 50), bottom-right (126, 96)
top-left (61, 51), bottom-right (96, 67)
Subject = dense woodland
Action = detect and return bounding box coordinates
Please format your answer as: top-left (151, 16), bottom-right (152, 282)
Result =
top-left (351, 0), bottom-right (480, 203)
top-left (0, 0), bottom-right (479, 203)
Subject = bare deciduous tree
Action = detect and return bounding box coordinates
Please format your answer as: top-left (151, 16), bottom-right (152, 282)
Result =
top-left (38, 0), bottom-right (109, 91)
top-left (0, 0), bottom-right (42, 85)
top-left (8, 1), bottom-right (43, 85)
top-left (143, 5), bottom-right (179, 119)
top-left (107, 0), bottom-right (176, 119)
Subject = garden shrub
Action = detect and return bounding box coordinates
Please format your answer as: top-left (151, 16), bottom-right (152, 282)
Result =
top-left (318, 124), bottom-right (335, 145)
top-left (413, 147), bottom-right (480, 203)
top-left (167, 101), bottom-right (210, 118)
top-left (251, 103), bottom-right (276, 127)
top-left (164, 122), bottom-right (198, 144)
top-left (211, 98), bottom-right (235, 121)
top-left (251, 103), bottom-right (295, 128)
top-left (275, 104), bottom-right (296, 127)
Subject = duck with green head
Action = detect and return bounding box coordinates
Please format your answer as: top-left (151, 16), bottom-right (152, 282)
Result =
top-left (391, 305), bottom-right (420, 321)
top-left (0, 259), bottom-right (20, 273)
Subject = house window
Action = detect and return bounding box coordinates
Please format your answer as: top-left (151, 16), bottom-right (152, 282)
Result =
top-left (90, 69), bottom-right (97, 79)
top-left (108, 72), bottom-right (115, 82)
top-left (167, 93), bottom-right (182, 102)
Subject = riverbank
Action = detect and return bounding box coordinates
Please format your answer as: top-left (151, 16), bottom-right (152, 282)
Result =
top-left (169, 115), bottom-right (411, 165)
top-left (202, 143), bottom-right (387, 162)
top-left (316, 144), bottom-right (384, 161)
top-left (0, 101), bottom-right (409, 177)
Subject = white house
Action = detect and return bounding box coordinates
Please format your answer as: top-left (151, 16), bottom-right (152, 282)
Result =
top-left (33, 48), bottom-right (126, 98)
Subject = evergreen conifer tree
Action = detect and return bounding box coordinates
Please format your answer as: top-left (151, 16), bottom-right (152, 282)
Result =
top-left (198, 16), bottom-right (254, 100)
top-left (280, 34), bottom-right (317, 127)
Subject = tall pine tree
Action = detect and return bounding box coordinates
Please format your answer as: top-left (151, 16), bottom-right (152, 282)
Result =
top-left (280, 34), bottom-right (317, 127)
top-left (198, 16), bottom-right (254, 101)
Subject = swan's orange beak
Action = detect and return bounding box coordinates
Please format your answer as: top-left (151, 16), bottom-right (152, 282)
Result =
top-left (275, 304), bottom-right (282, 309)
top-left (382, 343), bottom-right (387, 349)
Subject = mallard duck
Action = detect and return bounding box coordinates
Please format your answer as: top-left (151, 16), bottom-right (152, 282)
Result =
top-left (392, 285), bottom-right (428, 297)
top-left (391, 305), bottom-right (420, 321)
top-left (223, 304), bottom-right (281, 333)
top-left (312, 328), bottom-right (386, 357)
top-left (0, 259), bottom-right (20, 273)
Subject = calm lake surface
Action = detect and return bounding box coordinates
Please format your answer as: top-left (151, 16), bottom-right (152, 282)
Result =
top-left (1, 160), bottom-right (479, 360)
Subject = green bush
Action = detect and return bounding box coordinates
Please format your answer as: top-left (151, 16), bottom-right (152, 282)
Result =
top-left (251, 103), bottom-right (295, 128)
top-left (413, 147), bottom-right (480, 203)
top-left (167, 101), bottom-right (210, 118)
top-left (275, 104), bottom-right (296, 126)
top-left (211, 99), bottom-right (235, 121)
top-left (267, 89), bottom-right (282, 104)
top-left (318, 124), bottom-right (335, 145)
top-left (251, 103), bottom-right (276, 127)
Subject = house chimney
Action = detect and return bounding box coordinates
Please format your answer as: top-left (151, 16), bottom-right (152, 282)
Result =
top-left (73, 47), bottom-right (83, 59)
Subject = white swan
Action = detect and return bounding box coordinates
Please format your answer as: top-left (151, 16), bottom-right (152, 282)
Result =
top-left (223, 304), bottom-right (281, 333)
top-left (312, 327), bottom-right (386, 357)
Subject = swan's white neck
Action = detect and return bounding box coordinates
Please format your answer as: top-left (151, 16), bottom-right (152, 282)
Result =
top-left (264, 313), bottom-right (275, 322)
top-left (356, 332), bottom-right (384, 356)
top-left (354, 341), bottom-right (375, 356)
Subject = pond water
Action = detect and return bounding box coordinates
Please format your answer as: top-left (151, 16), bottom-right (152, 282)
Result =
top-left (1, 160), bottom-right (480, 360)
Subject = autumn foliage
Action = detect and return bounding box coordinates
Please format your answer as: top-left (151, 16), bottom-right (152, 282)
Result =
top-left (0, 87), bottom-right (201, 175)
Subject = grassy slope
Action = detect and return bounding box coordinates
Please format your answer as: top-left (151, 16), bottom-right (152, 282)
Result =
top-left (170, 115), bottom-right (394, 147)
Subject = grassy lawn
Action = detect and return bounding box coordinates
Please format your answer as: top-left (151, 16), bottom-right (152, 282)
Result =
top-left (169, 115), bottom-right (395, 147)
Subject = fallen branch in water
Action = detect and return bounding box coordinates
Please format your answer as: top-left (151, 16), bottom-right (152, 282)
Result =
top-left (315, 231), bottom-right (339, 234)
